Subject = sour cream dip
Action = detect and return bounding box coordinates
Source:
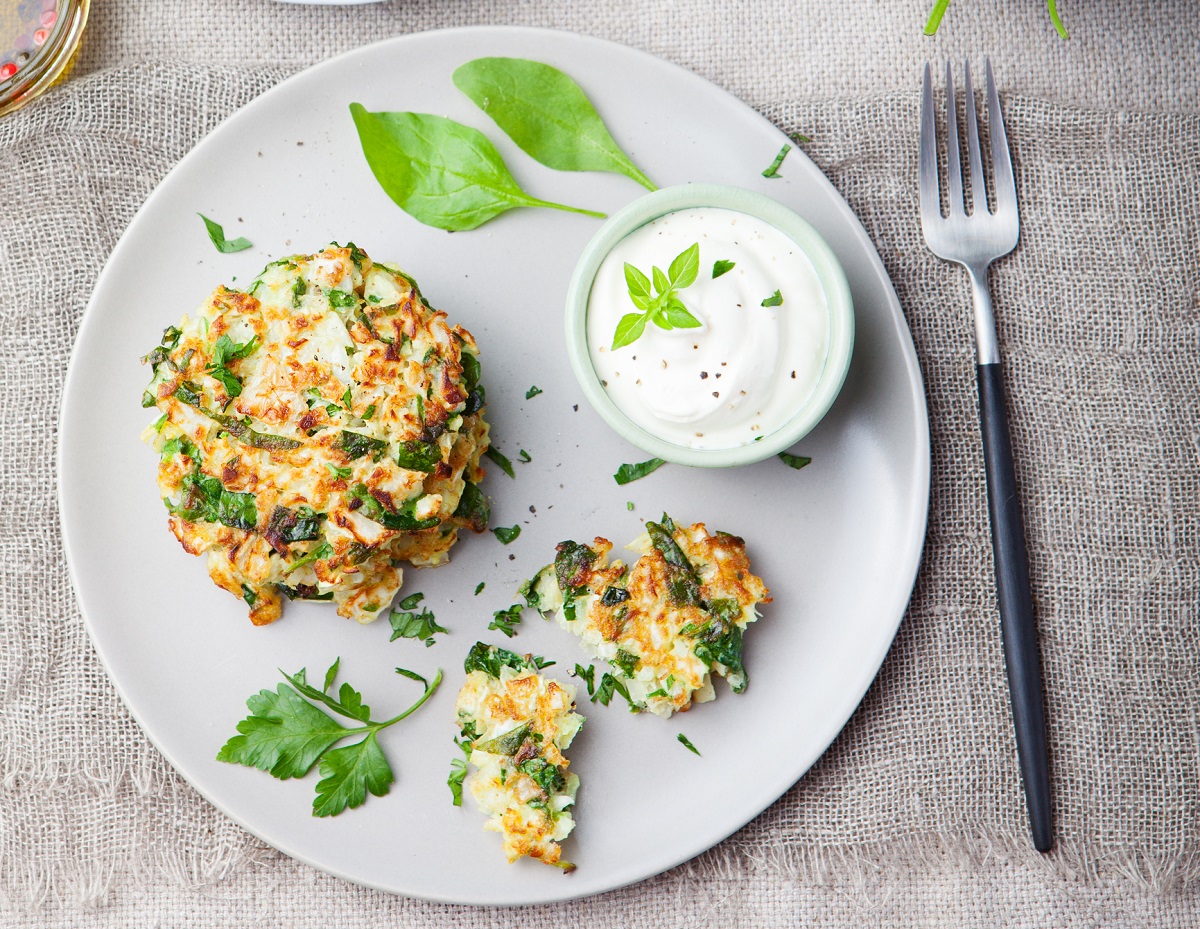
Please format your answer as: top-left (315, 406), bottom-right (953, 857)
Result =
top-left (586, 207), bottom-right (830, 450)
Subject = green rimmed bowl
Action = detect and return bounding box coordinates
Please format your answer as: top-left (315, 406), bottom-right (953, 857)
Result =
top-left (564, 184), bottom-right (855, 468)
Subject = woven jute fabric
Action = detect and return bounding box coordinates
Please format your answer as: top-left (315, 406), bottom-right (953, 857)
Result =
top-left (2, 6), bottom-right (1200, 926)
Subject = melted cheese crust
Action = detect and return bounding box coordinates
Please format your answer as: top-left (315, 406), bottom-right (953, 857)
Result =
top-left (532, 520), bottom-right (770, 717)
top-left (455, 667), bottom-right (583, 869)
top-left (141, 245), bottom-right (489, 624)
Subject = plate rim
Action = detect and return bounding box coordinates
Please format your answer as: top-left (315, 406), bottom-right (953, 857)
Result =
top-left (57, 24), bottom-right (931, 905)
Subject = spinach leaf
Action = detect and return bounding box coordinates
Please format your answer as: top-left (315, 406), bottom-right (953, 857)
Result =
top-left (170, 470), bottom-right (257, 531)
top-left (645, 515), bottom-right (703, 607)
top-left (266, 505), bottom-right (324, 547)
top-left (452, 482), bottom-right (490, 533)
top-left (452, 57), bottom-right (656, 192)
top-left (349, 105), bottom-right (605, 232)
top-left (517, 756), bottom-right (566, 794)
top-left (688, 620), bottom-right (747, 692)
top-left (347, 484), bottom-right (440, 532)
top-left (613, 457), bottom-right (666, 485)
top-left (395, 439), bottom-right (441, 472)
top-left (336, 430), bottom-right (388, 462)
top-left (554, 540), bottom-right (596, 591)
top-left (198, 213), bottom-right (253, 253)
top-left (484, 446), bottom-right (515, 478)
top-left (212, 414), bottom-right (302, 451)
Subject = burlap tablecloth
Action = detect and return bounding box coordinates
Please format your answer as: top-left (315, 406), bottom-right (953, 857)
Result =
top-left (2, 2), bottom-right (1199, 925)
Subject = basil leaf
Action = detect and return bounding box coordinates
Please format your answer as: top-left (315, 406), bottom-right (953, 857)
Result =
top-left (611, 312), bottom-right (648, 351)
top-left (493, 524), bottom-right (521, 545)
top-left (667, 242), bottom-right (700, 289)
top-left (198, 213), bottom-right (253, 253)
top-left (761, 143), bottom-right (791, 179)
top-left (349, 105), bottom-right (605, 232)
top-left (484, 446), bottom-right (514, 479)
top-left (624, 262), bottom-right (652, 302)
top-left (761, 290), bottom-right (784, 307)
top-left (663, 301), bottom-right (701, 329)
top-left (613, 458), bottom-right (666, 485)
top-left (452, 57), bottom-right (656, 192)
top-left (712, 259), bottom-right (736, 278)
top-left (779, 451), bottom-right (812, 470)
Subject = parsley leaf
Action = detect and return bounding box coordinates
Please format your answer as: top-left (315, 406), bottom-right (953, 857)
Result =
top-left (779, 452), bottom-right (812, 470)
top-left (216, 663), bottom-right (442, 817)
top-left (761, 290), bottom-right (784, 307)
top-left (525, 385), bottom-right (543, 399)
top-left (493, 524), bottom-right (521, 544)
top-left (198, 213), bottom-right (253, 253)
top-left (614, 457), bottom-right (666, 485)
top-left (712, 259), bottom-right (736, 278)
top-left (571, 663), bottom-right (596, 697)
top-left (463, 641), bottom-right (552, 677)
top-left (388, 593), bottom-right (448, 647)
top-left (488, 604), bottom-right (523, 637)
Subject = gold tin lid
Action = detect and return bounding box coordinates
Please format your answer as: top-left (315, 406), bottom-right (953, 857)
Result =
top-left (0, 0), bottom-right (90, 117)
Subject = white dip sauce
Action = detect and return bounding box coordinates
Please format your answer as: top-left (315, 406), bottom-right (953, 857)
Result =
top-left (587, 207), bottom-right (830, 450)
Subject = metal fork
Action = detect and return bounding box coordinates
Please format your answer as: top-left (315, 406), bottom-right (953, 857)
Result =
top-left (919, 60), bottom-right (1052, 853)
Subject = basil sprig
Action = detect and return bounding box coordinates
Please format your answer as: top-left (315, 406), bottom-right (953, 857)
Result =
top-left (198, 213), bottom-right (252, 253)
top-left (349, 105), bottom-right (605, 232)
top-left (452, 57), bottom-right (656, 192)
top-left (612, 243), bottom-right (701, 350)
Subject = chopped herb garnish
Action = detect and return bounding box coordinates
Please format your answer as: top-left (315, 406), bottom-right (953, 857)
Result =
top-left (493, 524), bottom-right (521, 545)
top-left (778, 452), bottom-right (812, 470)
top-left (325, 462), bottom-right (353, 480)
top-left (712, 259), bottom-right (736, 278)
top-left (168, 469), bottom-right (257, 531)
top-left (761, 290), bottom-right (784, 307)
top-left (571, 663), bottom-right (596, 697)
top-left (452, 481), bottom-right (490, 533)
top-left (614, 457), bottom-right (666, 485)
top-left (388, 593), bottom-right (448, 647)
top-left (347, 484), bottom-right (439, 531)
top-left (626, 501), bottom-right (634, 511)
top-left (335, 430), bottom-right (387, 462)
top-left (517, 449), bottom-right (532, 463)
top-left (198, 214), bottom-right (253, 253)
top-left (216, 661), bottom-right (442, 817)
top-left (474, 582), bottom-right (485, 596)
top-left (395, 439), bottom-right (441, 472)
top-left (677, 733), bottom-right (701, 755)
top-left (328, 289), bottom-right (358, 308)
top-left (761, 143), bottom-right (790, 179)
top-left (488, 604), bottom-right (523, 637)
top-left (484, 446), bottom-right (515, 479)
top-left (525, 385), bottom-right (543, 399)
top-left (612, 648), bottom-right (639, 678)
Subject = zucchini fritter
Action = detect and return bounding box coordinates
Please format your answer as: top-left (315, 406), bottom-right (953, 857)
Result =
top-left (454, 643), bottom-right (583, 871)
top-left (140, 244), bottom-right (490, 625)
top-left (524, 514), bottom-right (770, 716)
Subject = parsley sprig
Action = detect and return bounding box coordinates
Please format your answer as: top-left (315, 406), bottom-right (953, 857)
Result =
top-left (216, 660), bottom-right (441, 817)
top-left (611, 242), bottom-right (702, 350)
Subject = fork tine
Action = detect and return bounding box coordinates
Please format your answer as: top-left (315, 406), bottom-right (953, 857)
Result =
top-left (963, 61), bottom-right (988, 216)
top-left (986, 58), bottom-right (1018, 217)
top-left (919, 63), bottom-right (941, 225)
top-left (944, 62), bottom-right (964, 215)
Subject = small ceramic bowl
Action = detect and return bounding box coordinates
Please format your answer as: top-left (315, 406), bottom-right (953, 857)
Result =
top-left (564, 184), bottom-right (854, 467)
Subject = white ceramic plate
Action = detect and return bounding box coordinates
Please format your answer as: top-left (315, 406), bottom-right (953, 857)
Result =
top-left (59, 27), bottom-right (929, 905)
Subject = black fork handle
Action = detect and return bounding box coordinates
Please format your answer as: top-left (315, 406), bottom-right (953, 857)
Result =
top-left (977, 362), bottom-right (1053, 853)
